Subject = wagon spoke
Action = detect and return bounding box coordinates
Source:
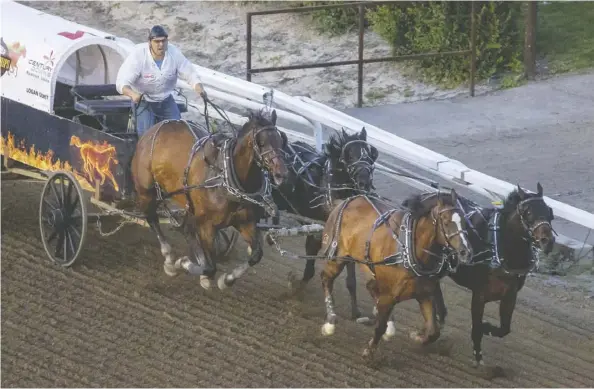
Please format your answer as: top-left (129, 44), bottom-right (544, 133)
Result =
top-left (49, 180), bottom-right (62, 207)
top-left (66, 180), bottom-right (73, 208)
top-left (54, 229), bottom-right (65, 257)
top-left (63, 228), bottom-right (68, 263)
top-left (43, 197), bottom-right (58, 211)
top-left (46, 229), bottom-right (58, 244)
top-left (65, 229), bottom-right (76, 261)
top-left (69, 195), bottom-right (80, 217)
top-left (68, 224), bottom-right (81, 241)
top-left (60, 177), bottom-right (66, 206)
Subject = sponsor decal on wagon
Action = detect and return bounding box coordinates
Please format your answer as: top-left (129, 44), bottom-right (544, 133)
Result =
top-left (1, 37), bottom-right (26, 78)
top-left (26, 50), bottom-right (54, 83)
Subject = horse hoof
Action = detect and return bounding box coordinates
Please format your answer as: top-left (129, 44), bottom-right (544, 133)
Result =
top-left (409, 331), bottom-right (424, 344)
top-left (355, 316), bottom-right (374, 325)
top-left (473, 359), bottom-right (485, 368)
top-left (321, 322), bottom-right (335, 336)
top-left (286, 272), bottom-right (303, 293)
top-left (163, 262), bottom-right (178, 277)
top-left (200, 275), bottom-right (212, 290)
top-left (382, 321), bottom-right (396, 341)
top-left (362, 347), bottom-right (374, 361)
top-left (218, 273), bottom-right (234, 290)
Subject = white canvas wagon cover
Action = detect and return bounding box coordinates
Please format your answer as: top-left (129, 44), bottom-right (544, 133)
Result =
top-left (1, 0), bottom-right (131, 113)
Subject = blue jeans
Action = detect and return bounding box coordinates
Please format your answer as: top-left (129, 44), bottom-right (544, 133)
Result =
top-left (135, 94), bottom-right (181, 136)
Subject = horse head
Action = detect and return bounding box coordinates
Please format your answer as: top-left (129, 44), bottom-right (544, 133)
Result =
top-left (240, 108), bottom-right (289, 187)
top-left (432, 189), bottom-right (473, 264)
top-left (323, 127), bottom-right (378, 192)
top-left (505, 182), bottom-right (556, 254)
top-left (404, 189), bottom-right (473, 265)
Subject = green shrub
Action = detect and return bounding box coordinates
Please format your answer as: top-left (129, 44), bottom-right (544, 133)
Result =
top-left (365, 1), bottom-right (524, 87)
top-left (296, 1), bottom-right (361, 36)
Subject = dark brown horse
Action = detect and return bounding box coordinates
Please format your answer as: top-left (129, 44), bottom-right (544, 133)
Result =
top-left (131, 109), bottom-right (289, 290)
top-left (317, 190), bottom-right (472, 360)
top-left (431, 183), bottom-right (556, 367)
top-left (271, 128), bottom-right (378, 308)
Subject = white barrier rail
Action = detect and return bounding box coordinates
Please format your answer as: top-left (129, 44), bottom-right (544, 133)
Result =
top-left (176, 65), bottom-right (594, 232)
top-left (104, 24), bottom-right (594, 233)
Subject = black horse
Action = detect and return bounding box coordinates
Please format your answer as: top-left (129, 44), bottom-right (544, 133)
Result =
top-left (271, 127), bottom-right (378, 315)
top-left (430, 183), bottom-right (556, 367)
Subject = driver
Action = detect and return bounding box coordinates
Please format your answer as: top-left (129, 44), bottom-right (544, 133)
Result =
top-left (116, 25), bottom-right (207, 136)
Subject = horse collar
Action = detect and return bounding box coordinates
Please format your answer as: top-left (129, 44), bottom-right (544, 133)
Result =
top-left (487, 210), bottom-right (539, 276)
top-left (222, 138), bottom-right (276, 216)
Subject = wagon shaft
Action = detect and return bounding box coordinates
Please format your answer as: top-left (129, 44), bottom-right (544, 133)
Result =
top-left (267, 223), bottom-right (324, 238)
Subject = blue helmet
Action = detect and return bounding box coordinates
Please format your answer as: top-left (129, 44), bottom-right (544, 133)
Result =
top-left (148, 25), bottom-right (168, 40)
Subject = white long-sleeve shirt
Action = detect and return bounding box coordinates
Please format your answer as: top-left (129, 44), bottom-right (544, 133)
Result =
top-left (116, 42), bottom-right (202, 102)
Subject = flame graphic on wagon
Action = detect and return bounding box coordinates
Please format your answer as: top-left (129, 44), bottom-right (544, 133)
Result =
top-left (1, 132), bottom-right (120, 193)
top-left (69, 135), bottom-right (119, 191)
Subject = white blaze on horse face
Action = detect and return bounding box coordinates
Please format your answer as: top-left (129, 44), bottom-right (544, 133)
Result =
top-left (451, 213), bottom-right (469, 249)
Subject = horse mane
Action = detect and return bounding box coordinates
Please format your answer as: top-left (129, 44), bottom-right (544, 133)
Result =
top-left (500, 188), bottom-right (524, 216)
top-left (324, 128), bottom-right (363, 160)
top-left (239, 108), bottom-right (275, 137)
top-left (401, 191), bottom-right (455, 219)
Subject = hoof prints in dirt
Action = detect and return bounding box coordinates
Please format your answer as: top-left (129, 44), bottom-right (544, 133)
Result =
top-left (2, 182), bottom-right (594, 387)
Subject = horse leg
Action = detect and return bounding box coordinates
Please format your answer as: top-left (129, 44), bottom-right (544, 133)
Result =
top-left (345, 262), bottom-right (363, 321)
top-left (482, 287), bottom-right (518, 348)
top-left (288, 234), bottom-right (320, 295)
top-left (192, 222), bottom-right (218, 289)
top-left (355, 277), bottom-right (393, 333)
top-left (410, 294), bottom-right (440, 345)
top-left (217, 221), bottom-right (262, 290)
top-left (139, 192), bottom-right (177, 276)
top-left (320, 259), bottom-right (347, 336)
top-left (433, 282), bottom-right (448, 328)
top-left (470, 291), bottom-right (487, 367)
top-left (362, 294), bottom-right (396, 361)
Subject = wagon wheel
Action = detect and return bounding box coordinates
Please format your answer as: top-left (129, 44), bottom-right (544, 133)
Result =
top-left (213, 227), bottom-right (239, 258)
top-left (39, 171), bottom-right (88, 267)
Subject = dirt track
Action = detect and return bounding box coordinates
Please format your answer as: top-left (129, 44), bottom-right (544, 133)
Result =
top-left (2, 180), bottom-right (594, 388)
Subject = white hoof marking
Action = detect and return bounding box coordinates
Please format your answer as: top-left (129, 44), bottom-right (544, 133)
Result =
top-left (163, 262), bottom-right (178, 277)
top-left (409, 331), bottom-right (423, 343)
top-left (200, 275), bottom-right (212, 290)
top-left (321, 322), bottom-right (335, 336)
top-left (355, 316), bottom-right (373, 325)
top-left (161, 242), bottom-right (172, 257)
top-left (383, 321), bottom-right (396, 341)
top-left (218, 274), bottom-right (230, 290)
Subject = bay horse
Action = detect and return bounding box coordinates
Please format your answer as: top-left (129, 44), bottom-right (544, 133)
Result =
top-left (131, 109), bottom-right (289, 290)
top-left (317, 189), bottom-right (472, 360)
top-left (271, 128), bottom-right (378, 308)
top-left (431, 183), bottom-right (556, 367)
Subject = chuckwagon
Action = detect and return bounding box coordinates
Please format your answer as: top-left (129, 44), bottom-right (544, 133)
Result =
top-left (1, 0), bottom-right (242, 267)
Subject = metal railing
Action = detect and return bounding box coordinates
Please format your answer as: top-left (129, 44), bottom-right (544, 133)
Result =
top-left (246, 1), bottom-right (477, 108)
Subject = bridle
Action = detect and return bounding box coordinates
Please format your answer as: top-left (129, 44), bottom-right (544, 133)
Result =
top-left (338, 139), bottom-right (376, 188)
top-left (515, 197), bottom-right (556, 241)
top-left (247, 124), bottom-right (285, 178)
top-left (493, 196), bottom-right (555, 276)
top-left (430, 205), bottom-right (471, 270)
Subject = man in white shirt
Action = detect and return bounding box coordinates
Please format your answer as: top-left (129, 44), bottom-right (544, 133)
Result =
top-left (116, 25), bottom-right (207, 136)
